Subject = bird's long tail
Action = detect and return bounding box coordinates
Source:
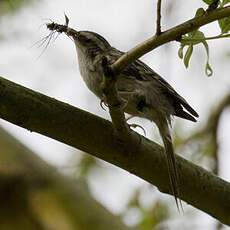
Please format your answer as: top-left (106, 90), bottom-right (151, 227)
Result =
top-left (158, 120), bottom-right (182, 211)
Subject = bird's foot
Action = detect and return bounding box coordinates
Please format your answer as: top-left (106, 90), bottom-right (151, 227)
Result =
top-left (128, 123), bottom-right (146, 136)
top-left (100, 96), bottom-right (108, 111)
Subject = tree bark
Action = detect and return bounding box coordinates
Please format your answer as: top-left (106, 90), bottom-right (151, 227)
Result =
top-left (0, 76), bottom-right (229, 225)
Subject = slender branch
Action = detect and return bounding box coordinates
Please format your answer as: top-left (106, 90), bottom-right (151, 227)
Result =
top-left (181, 33), bottom-right (230, 43)
top-left (156, 0), bottom-right (162, 35)
top-left (204, 94), bottom-right (230, 174)
top-left (0, 76), bottom-right (230, 225)
top-left (180, 94), bottom-right (230, 147)
top-left (111, 6), bottom-right (230, 74)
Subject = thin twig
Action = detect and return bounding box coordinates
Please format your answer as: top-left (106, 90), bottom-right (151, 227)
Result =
top-left (111, 6), bottom-right (230, 74)
top-left (179, 94), bottom-right (230, 157)
top-left (180, 33), bottom-right (230, 43)
top-left (156, 0), bottom-right (162, 35)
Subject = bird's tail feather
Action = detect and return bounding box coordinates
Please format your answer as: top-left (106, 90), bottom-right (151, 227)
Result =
top-left (158, 121), bottom-right (182, 211)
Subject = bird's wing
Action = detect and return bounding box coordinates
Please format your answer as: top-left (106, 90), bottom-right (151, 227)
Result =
top-left (107, 48), bottom-right (199, 121)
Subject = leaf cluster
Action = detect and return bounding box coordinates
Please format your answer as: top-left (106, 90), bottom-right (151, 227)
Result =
top-left (178, 0), bottom-right (230, 76)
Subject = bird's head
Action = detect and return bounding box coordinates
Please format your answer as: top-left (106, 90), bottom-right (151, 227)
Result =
top-left (46, 21), bottom-right (111, 57)
top-left (74, 31), bottom-right (111, 57)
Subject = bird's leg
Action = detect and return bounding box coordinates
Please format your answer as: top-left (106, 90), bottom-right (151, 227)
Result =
top-left (118, 92), bottom-right (147, 136)
top-left (126, 114), bottom-right (146, 136)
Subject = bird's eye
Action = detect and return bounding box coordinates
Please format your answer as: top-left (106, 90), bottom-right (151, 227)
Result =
top-left (78, 35), bottom-right (91, 43)
top-left (84, 38), bottom-right (91, 43)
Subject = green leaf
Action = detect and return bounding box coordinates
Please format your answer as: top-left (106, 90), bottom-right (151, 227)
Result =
top-left (179, 29), bottom-right (215, 75)
top-left (202, 0), bottom-right (214, 5)
top-left (218, 17), bottom-right (230, 34)
top-left (184, 45), bottom-right (193, 68)
top-left (222, 0), bottom-right (230, 6)
top-left (178, 45), bottom-right (184, 59)
top-left (0, 0), bottom-right (33, 15)
top-left (205, 62), bottom-right (213, 76)
top-left (202, 40), bottom-right (213, 76)
top-left (193, 31), bottom-right (205, 39)
top-left (191, 30), bottom-right (206, 45)
top-left (181, 30), bottom-right (206, 46)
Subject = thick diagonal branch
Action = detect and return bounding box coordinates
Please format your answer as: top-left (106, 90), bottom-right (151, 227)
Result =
top-left (0, 76), bottom-right (229, 225)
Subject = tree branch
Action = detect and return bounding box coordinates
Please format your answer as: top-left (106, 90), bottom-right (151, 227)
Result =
top-left (111, 6), bottom-right (230, 74)
top-left (0, 76), bottom-right (229, 225)
top-left (182, 94), bottom-right (230, 175)
top-left (181, 94), bottom-right (230, 149)
top-left (156, 0), bottom-right (162, 35)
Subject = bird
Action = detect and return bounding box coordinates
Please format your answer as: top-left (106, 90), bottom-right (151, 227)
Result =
top-left (46, 21), bottom-right (199, 209)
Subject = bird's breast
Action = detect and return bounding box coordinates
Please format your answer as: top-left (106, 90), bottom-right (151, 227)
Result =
top-left (76, 50), bottom-right (103, 98)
